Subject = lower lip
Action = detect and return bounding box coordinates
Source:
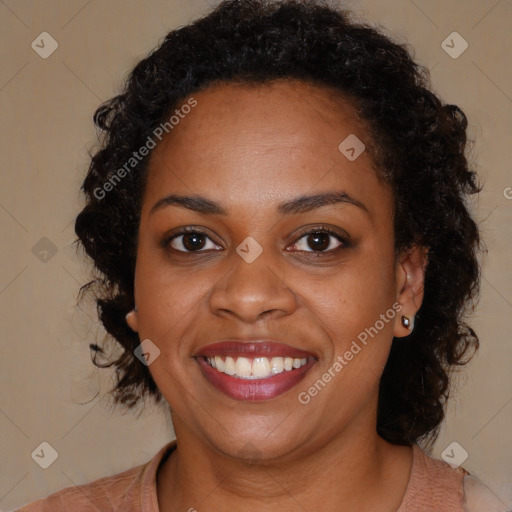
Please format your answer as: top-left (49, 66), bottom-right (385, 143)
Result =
top-left (196, 357), bottom-right (316, 401)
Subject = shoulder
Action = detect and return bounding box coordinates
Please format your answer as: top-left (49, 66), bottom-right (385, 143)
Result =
top-left (399, 444), bottom-right (466, 511)
top-left (14, 463), bottom-right (146, 511)
top-left (14, 441), bottom-right (176, 512)
top-left (462, 474), bottom-right (512, 512)
top-left (400, 444), bottom-right (511, 512)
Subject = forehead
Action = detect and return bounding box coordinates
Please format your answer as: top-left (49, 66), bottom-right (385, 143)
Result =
top-left (143, 80), bottom-right (389, 218)
top-left (151, 79), bottom-right (367, 157)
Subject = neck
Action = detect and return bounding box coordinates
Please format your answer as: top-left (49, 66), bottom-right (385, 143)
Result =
top-left (157, 412), bottom-right (413, 512)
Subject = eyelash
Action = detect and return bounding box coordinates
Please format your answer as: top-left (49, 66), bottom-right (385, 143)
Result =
top-left (162, 226), bottom-right (350, 255)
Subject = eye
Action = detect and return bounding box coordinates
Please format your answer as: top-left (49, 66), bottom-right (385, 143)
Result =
top-left (162, 226), bottom-right (349, 254)
top-left (289, 228), bottom-right (347, 253)
top-left (165, 228), bottom-right (221, 253)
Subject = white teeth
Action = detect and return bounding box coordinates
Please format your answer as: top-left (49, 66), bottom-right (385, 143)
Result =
top-left (215, 356), bottom-right (225, 372)
top-left (205, 355), bottom-right (309, 379)
top-left (270, 357), bottom-right (284, 374)
top-left (252, 357), bottom-right (271, 378)
top-left (235, 357), bottom-right (252, 377)
top-left (224, 356), bottom-right (236, 375)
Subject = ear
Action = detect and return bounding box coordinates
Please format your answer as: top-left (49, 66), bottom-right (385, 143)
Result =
top-left (125, 308), bottom-right (139, 333)
top-left (393, 245), bottom-right (429, 338)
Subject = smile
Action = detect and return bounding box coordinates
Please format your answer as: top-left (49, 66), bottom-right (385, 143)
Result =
top-left (194, 340), bottom-right (317, 401)
top-left (205, 355), bottom-right (309, 379)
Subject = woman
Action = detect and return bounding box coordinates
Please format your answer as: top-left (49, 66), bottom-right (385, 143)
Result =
top-left (17, 0), bottom-right (507, 510)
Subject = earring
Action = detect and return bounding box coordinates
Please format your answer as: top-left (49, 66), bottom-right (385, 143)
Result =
top-left (401, 315), bottom-right (411, 329)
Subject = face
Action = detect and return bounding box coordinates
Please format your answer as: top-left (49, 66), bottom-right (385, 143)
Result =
top-left (126, 80), bottom-right (426, 462)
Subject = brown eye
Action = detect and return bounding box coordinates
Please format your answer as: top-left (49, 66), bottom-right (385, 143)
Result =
top-left (181, 233), bottom-right (207, 251)
top-left (305, 233), bottom-right (331, 251)
top-left (167, 230), bottom-right (220, 253)
top-left (290, 229), bottom-right (347, 253)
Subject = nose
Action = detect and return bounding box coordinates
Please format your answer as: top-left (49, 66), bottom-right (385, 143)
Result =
top-left (209, 246), bottom-right (298, 324)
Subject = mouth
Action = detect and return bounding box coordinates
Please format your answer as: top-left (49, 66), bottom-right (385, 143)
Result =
top-left (194, 341), bottom-right (317, 401)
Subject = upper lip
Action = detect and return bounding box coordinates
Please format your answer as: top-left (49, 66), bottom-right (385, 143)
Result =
top-left (193, 339), bottom-right (317, 359)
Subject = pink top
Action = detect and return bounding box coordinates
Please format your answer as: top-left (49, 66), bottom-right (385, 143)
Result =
top-left (14, 442), bottom-right (477, 511)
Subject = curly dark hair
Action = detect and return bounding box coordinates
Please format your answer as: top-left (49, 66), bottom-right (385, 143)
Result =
top-left (74, 0), bottom-right (483, 447)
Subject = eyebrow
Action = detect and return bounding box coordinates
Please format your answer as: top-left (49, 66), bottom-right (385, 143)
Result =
top-left (149, 191), bottom-right (369, 216)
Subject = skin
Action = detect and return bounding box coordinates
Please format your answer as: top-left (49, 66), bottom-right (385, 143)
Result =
top-left (126, 80), bottom-right (428, 512)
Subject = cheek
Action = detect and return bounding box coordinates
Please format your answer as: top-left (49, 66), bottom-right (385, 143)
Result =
top-left (137, 277), bottom-right (207, 345)
top-left (316, 251), bottom-right (396, 327)
top-left (134, 269), bottom-right (209, 405)
top-left (133, 247), bottom-right (213, 355)
top-left (307, 249), bottom-right (398, 380)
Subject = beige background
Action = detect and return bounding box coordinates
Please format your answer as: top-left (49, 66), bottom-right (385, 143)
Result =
top-left (1, 0), bottom-right (511, 510)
